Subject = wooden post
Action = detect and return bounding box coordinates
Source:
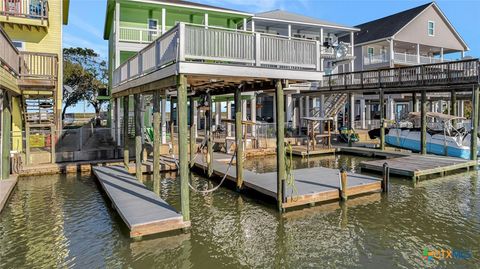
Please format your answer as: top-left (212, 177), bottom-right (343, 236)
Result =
top-left (348, 92), bottom-right (353, 147)
top-left (206, 93), bottom-right (213, 177)
top-left (340, 168), bottom-right (347, 201)
top-left (134, 94), bottom-right (142, 181)
top-left (153, 90), bottom-right (161, 187)
top-left (379, 89), bottom-right (385, 151)
top-left (412, 93), bottom-right (417, 113)
top-left (235, 86), bottom-right (244, 189)
top-left (276, 80), bottom-right (285, 211)
top-left (177, 74), bottom-right (190, 222)
top-left (450, 90), bottom-right (457, 116)
top-left (421, 90), bottom-right (427, 155)
top-left (382, 162), bottom-right (390, 192)
top-left (2, 92), bottom-right (11, 180)
top-left (50, 125), bottom-right (56, 164)
top-left (190, 96), bottom-right (196, 166)
top-left (123, 96), bottom-right (129, 169)
top-left (470, 86), bottom-right (479, 161)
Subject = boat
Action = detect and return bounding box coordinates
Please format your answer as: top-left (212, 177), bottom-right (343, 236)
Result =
top-left (368, 112), bottom-right (479, 159)
top-left (338, 126), bottom-right (359, 143)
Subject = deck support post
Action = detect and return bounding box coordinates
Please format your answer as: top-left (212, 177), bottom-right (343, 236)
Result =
top-left (379, 90), bottom-right (385, 151)
top-left (421, 90), bottom-right (427, 155)
top-left (275, 80), bottom-right (286, 212)
top-left (470, 86), bottom-right (479, 161)
top-left (123, 96), bottom-right (129, 169)
top-left (177, 74), bottom-right (190, 222)
top-left (153, 90), bottom-right (161, 188)
top-left (382, 163), bottom-right (390, 192)
top-left (450, 90), bottom-right (457, 115)
top-left (206, 92), bottom-right (213, 177)
top-left (412, 93), bottom-right (417, 113)
top-left (234, 86), bottom-right (244, 189)
top-left (1, 91), bottom-right (11, 180)
top-left (348, 92), bottom-right (353, 147)
top-left (190, 96), bottom-right (196, 166)
top-left (134, 94), bottom-right (142, 181)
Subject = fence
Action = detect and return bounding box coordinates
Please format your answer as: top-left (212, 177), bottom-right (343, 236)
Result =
top-left (0, 0), bottom-right (48, 20)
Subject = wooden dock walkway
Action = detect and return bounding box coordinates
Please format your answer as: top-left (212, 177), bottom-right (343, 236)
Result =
top-left (194, 153), bottom-right (382, 209)
top-left (0, 176), bottom-right (17, 213)
top-left (127, 156), bottom-right (177, 174)
top-left (92, 166), bottom-right (189, 238)
top-left (360, 155), bottom-right (477, 180)
top-left (287, 145), bottom-right (336, 157)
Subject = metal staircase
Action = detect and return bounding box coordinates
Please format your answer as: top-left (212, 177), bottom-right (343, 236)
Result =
top-left (309, 93), bottom-right (348, 130)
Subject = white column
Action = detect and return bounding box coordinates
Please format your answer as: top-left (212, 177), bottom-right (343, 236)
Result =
top-left (299, 97), bottom-right (303, 135)
top-left (251, 96), bottom-right (257, 136)
top-left (389, 39), bottom-right (394, 67)
top-left (251, 20), bottom-right (255, 32)
top-left (292, 97), bottom-right (297, 129)
top-left (287, 24), bottom-right (292, 39)
top-left (350, 32), bottom-right (355, 72)
top-left (204, 13), bottom-right (209, 28)
top-left (243, 18), bottom-right (247, 31)
top-left (440, 47), bottom-right (444, 62)
top-left (461, 51), bottom-right (465, 59)
top-left (114, 2), bottom-right (120, 68)
top-left (161, 97), bottom-right (167, 144)
top-left (242, 99), bottom-right (247, 120)
top-left (286, 94), bottom-right (293, 123)
top-left (360, 98), bottom-right (366, 129)
top-left (305, 96), bottom-right (310, 117)
top-left (226, 100), bottom-right (232, 137)
top-left (193, 100), bottom-right (198, 138)
top-left (161, 8), bottom-right (166, 34)
top-left (320, 28), bottom-right (324, 71)
top-left (350, 94), bottom-right (355, 128)
top-left (115, 98), bottom-right (121, 146)
top-left (215, 101), bottom-right (221, 130)
top-left (365, 103), bottom-right (371, 126)
top-left (417, 43), bottom-right (421, 64)
top-left (459, 100), bottom-right (465, 117)
top-left (319, 95), bottom-right (325, 132)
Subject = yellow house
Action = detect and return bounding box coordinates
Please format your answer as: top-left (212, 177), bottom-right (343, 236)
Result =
top-left (0, 0), bottom-right (69, 177)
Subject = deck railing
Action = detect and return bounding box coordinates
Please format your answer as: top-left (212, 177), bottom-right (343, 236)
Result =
top-left (19, 52), bottom-right (58, 81)
top-left (113, 23), bottom-right (323, 87)
top-left (119, 26), bottom-right (161, 43)
top-left (0, 26), bottom-right (20, 75)
top-left (0, 0), bottom-right (48, 22)
top-left (323, 59), bottom-right (479, 90)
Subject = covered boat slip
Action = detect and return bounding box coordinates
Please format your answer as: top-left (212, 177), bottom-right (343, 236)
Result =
top-left (193, 152), bottom-right (382, 209)
top-left (93, 166), bottom-right (190, 238)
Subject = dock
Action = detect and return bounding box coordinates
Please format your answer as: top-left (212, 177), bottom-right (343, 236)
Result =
top-left (194, 153), bottom-right (382, 209)
top-left (360, 154), bottom-right (477, 180)
top-left (92, 166), bottom-right (189, 238)
top-left (0, 176), bottom-right (17, 213)
top-left (127, 156), bottom-right (177, 174)
top-left (287, 145), bottom-right (336, 157)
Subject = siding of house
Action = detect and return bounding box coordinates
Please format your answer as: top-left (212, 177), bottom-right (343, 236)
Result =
top-left (394, 5), bottom-right (466, 51)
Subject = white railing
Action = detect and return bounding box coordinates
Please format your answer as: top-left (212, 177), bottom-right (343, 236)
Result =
top-left (113, 23), bottom-right (323, 87)
top-left (393, 52), bottom-right (451, 65)
top-left (119, 27), bottom-right (161, 43)
top-left (0, 0), bottom-right (48, 21)
top-left (363, 54), bottom-right (389, 66)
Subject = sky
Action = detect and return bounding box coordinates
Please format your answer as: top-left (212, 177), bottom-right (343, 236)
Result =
top-left (63, 0), bottom-right (480, 112)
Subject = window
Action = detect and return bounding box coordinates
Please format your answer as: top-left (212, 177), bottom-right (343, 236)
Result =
top-left (12, 41), bottom-right (25, 51)
top-left (428, 21), bottom-right (435, 36)
top-left (367, 47), bottom-right (374, 57)
top-left (148, 19), bottom-right (158, 30)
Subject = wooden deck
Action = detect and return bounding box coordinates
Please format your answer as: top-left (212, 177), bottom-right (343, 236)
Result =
top-left (194, 153), bottom-right (382, 209)
top-left (360, 155), bottom-right (477, 180)
top-left (92, 166), bottom-right (189, 238)
top-left (0, 176), bottom-right (18, 213)
top-left (127, 156), bottom-right (177, 174)
top-left (287, 145), bottom-right (336, 157)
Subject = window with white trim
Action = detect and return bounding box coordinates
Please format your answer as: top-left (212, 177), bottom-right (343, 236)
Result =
top-left (367, 47), bottom-right (374, 57)
top-left (428, 21), bottom-right (435, 36)
top-left (148, 19), bottom-right (158, 30)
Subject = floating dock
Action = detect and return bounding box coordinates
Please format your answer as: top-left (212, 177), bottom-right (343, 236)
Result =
top-left (93, 166), bottom-right (189, 238)
top-left (127, 156), bottom-right (177, 174)
top-left (360, 154), bottom-right (477, 180)
top-left (194, 153), bottom-right (382, 209)
top-left (0, 176), bottom-right (17, 213)
top-left (287, 145), bottom-right (336, 157)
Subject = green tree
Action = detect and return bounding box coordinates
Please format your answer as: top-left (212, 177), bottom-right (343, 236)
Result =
top-left (63, 47), bottom-right (108, 124)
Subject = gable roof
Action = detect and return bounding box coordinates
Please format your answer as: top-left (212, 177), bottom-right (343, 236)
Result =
top-left (354, 2), bottom-right (432, 44)
top-left (254, 10), bottom-right (359, 31)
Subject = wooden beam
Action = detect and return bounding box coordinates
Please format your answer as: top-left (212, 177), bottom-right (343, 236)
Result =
top-left (421, 90), bottom-right (427, 155)
top-left (234, 85), bottom-right (244, 189)
top-left (275, 80), bottom-right (285, 212)
top-left (177, 74), bottom-right (190, 222)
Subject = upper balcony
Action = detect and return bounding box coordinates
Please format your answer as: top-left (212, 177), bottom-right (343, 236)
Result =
top-left (0, 27), bottom-right (57, 92)
top-left (112, 23), bottom-right (325, 95)
top-left (0, 0), bottom-right (49, 28)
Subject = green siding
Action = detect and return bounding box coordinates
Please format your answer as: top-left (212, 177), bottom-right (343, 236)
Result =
top-left (120, 51), bottom-right (137, 65)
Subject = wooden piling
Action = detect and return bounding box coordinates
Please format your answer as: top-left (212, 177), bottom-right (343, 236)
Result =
top-left (206, 93), bottom-right (213, 177)
top-left (348, 92), bottom-right (353, 147)
top-left (382, 162), bottom-right (390, 192)
top-left (2, 92), bottom-right (11, 180)
top-left (177, 74), bottom-right (190, 222)
top-left (234, 86), bottom-right (244, 189)
top-left (134, 94), bottom-right (142, 181)
top-left (470, 85), bottom-right (479, 161)
top-left (276, 80), bottom-right (285, 211)
top-left (450, 90), bottom-right (457, 116)
top-left (123, 96), bottom-right (129, 169)
top-left (340, 169), bottom-right (347, 201)
top-left (379, 89), bottom-right (385, 151)
top-left (421, 90), bottom-right (427, 155)
top-left (412, 93), bottom-right (417, 112)
top-left (153, 91), bottom-right (161, 186)
top-left (189, 96), bottom-right (196, 166)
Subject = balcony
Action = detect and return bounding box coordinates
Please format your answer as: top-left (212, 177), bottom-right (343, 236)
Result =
top-left (113, 23), bottom-right (324, 92)
top-left (0, 0), bottom-right (49, 27)
top-left (364, 52), bottom-right (451, 67)
top-left (118, 26), bottom-right (161, 44)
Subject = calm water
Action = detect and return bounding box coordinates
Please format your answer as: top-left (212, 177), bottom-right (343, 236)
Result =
top-left (0, 154), bottom-right (479, 269)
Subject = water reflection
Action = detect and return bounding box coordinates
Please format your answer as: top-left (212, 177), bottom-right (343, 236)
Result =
top-left (0, 155), bottom-right (478, 268)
